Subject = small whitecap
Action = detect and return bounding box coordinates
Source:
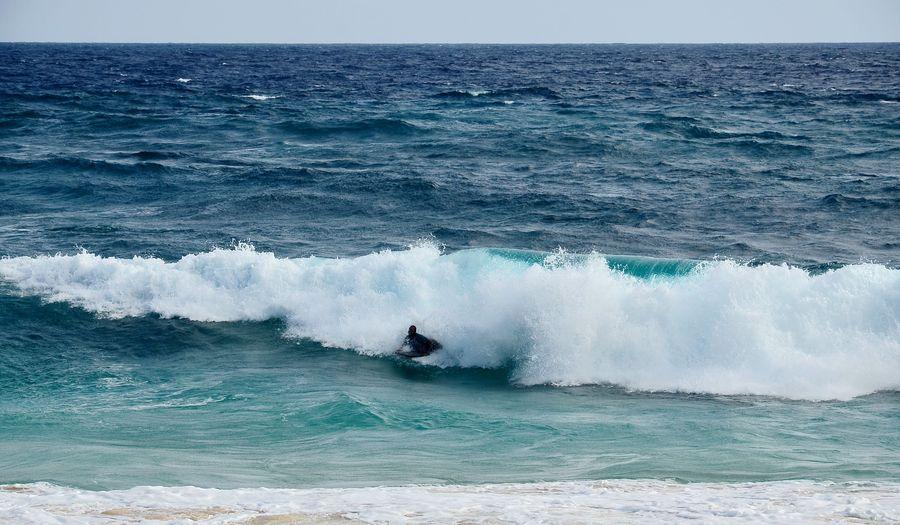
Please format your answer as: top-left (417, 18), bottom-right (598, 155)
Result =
top-left (502, 100), bottom-right (514, 105)
top-left (175, 78), bottom-right (191, 83)
top-left (241, 94), bottom-right (281, 101)
top-left (879, 99), bottom-right (897, 104)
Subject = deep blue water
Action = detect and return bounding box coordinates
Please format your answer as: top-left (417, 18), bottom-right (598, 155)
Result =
top-left (1, 43), bottom-right (898, 264)
top-left (0, 44), bottom-right (898, 490)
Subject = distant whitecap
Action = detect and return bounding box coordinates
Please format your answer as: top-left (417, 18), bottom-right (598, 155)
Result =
top-left (241, 94), bottom-right (281, 101)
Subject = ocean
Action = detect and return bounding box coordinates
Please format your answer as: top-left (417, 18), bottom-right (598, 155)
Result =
top-left (0, 43), bottom-right (898, 523)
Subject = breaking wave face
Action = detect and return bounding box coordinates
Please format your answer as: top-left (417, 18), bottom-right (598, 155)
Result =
top-left (1, 243), bottom-right (898, 400)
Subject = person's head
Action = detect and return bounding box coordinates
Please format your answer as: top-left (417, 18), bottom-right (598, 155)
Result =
top-left (408, 325), bottom-right (417, 335)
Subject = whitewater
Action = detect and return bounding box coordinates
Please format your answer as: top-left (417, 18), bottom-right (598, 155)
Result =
top-left (2, 243), bottom-right (897, 400)
top-left (2, 480), bottom-right (899, 524)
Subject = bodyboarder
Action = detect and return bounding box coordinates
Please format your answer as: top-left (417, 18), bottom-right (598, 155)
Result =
top-left (395, 325), bottom-right (441, 358)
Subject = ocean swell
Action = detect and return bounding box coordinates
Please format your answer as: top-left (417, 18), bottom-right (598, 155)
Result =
top-left (1, 243), bottom-right (897, 400)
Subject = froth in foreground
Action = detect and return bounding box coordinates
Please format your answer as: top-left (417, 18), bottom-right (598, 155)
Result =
top-left (1, 480), bottom-right (898, 524)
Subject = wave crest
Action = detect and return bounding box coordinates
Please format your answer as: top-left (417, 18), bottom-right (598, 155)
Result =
top-left (1, 243), bottom-right (898, 400)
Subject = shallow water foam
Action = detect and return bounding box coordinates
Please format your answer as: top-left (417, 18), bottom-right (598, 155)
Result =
top-left (2, 480), bottom-right (898, 525)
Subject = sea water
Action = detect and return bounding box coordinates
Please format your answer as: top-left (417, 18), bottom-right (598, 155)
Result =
top-left (0, 44), bottom-right (898, 523)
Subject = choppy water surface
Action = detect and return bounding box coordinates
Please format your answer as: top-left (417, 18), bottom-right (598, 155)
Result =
top-left (0, 44), bottom-right (898, 509)
top-left (2, 43), bottom-right (898, 263)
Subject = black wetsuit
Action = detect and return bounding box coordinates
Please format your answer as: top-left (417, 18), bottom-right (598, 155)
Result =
top-left (399, 333), bottom-right (440, 357)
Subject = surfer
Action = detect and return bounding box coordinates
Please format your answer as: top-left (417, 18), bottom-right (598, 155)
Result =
top-left (395, 325), bottom-right (441, 358)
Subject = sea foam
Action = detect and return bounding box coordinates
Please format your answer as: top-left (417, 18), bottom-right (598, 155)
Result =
top-left (1, 480), bottom-right (897, 525)
top-left (1, 243), bottom-right (897, 400)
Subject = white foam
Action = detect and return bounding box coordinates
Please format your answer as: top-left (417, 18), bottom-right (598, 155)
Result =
top-left (1, 243), bottom-right (898, 400)
top-left (241, 94), bottom-right (280, 101)
top-left (175, 78), bottom-right (192, 83)
top-left (0, 480), bottom-right (897, 524)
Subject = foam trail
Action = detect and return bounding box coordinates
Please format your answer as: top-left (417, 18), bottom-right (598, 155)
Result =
top-left (1, 481), bottom-right (898, 525)
top-left (1, 243), bottom-right (898, 400)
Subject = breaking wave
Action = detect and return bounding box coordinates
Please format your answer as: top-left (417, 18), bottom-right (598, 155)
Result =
top-left (1, 243), bottom-right (898, 400)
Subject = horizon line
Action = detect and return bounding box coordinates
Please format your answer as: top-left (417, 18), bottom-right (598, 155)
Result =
top-left (2, 40), bottom-right (898, 46)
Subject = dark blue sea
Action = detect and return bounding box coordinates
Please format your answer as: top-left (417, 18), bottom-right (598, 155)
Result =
top-left (0, 44), bottom-right (898, 523)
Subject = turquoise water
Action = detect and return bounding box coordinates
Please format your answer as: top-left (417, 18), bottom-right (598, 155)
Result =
top-left (0, 249), bottom-right (897, 490)
top-left (491, 248), bottom-right (700, 277)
